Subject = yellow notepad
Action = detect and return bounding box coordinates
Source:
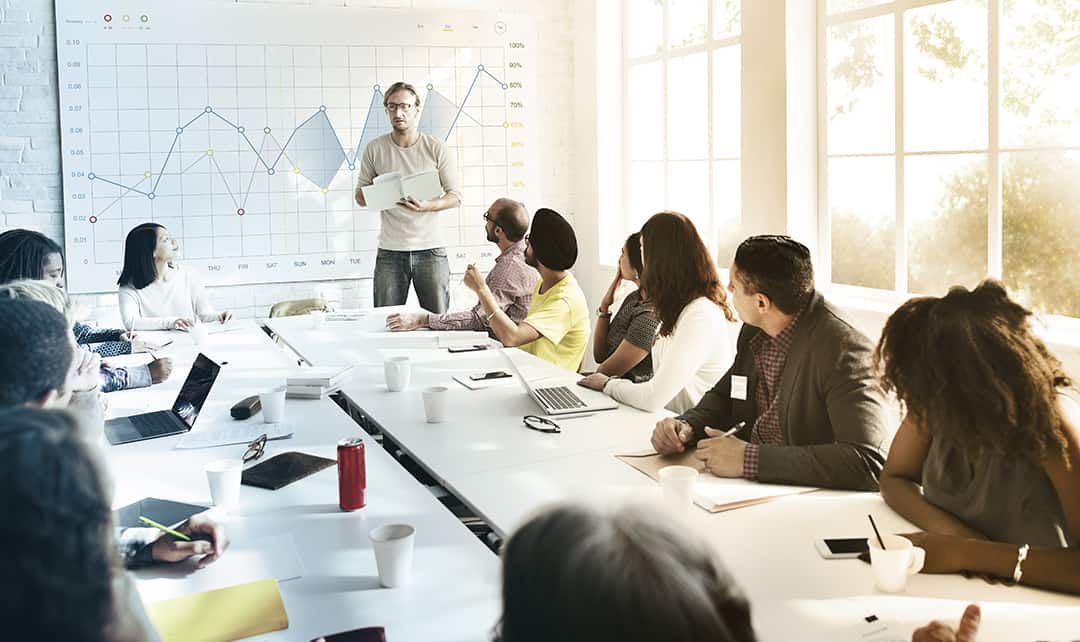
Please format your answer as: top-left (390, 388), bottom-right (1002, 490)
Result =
top-left (145, 577), bottom-right (289, 642)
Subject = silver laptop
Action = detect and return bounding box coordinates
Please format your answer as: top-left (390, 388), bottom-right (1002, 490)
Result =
top-left (104, 353), bottom-right (221, 445)
top-left (499, 348), bottom-right (618, 416)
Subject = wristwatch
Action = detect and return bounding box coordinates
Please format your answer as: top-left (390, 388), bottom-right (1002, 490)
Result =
top-left (597, 307), bottom-right (612, 319)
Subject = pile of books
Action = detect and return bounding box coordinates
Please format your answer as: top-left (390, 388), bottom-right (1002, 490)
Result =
top-left (286, 366), bottom-right (354, 399)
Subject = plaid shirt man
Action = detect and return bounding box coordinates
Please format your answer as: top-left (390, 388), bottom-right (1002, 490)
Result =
top-left (742, 308), bottom-right (803, 480)
top-left (427, 240), bottom-right (537, 337)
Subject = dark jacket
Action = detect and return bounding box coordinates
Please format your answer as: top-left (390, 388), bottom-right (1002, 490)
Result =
top-left (678, 291), bottom-right (888, 491)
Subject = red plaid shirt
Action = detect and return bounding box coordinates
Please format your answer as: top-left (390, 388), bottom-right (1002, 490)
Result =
top-left (742, 310), bottom-right (802, 480)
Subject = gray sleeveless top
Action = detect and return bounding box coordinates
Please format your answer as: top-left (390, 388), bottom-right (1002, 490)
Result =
top-left (923, 436), bottom-right (1072, 548)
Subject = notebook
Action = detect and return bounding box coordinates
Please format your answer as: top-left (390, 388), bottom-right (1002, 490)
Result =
top-left (145, 578), bottom-right (289, 642)
top-left (242, 451), bottom-right (337, 490)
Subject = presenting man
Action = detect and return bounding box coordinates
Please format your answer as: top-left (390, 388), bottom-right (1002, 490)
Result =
top-left (465, 208), bottom-right (589, 372)
top-left (650, 235), bottom-right (888, 491)
top-left (355, 81), bottom-right (463, 313)
top-left (386, 198), bottom-right (537, 336)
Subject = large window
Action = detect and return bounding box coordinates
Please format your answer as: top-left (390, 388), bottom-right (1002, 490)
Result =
top-left (822, 0), bottom-right (1080, 317)
top-left (622, 0), bottom-right (742, 263)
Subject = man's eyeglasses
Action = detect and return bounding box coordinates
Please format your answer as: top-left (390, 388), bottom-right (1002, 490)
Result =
top-left (523, 415), bottom-right (560, 434)
top-left (482, 210), bottom-right (493, 222)
top-left (385, 102), bottom-right (417, 113)
top-left (243, 433), bottom-right (267, 463)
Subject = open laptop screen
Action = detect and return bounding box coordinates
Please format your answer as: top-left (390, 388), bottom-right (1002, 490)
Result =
top-left (171, 353), bottom-right (221, 428)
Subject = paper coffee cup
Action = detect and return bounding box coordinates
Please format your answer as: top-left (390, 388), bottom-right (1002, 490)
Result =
top-left (190, 323), bottom-right (209, 346)
top-left (658, 465), bottom-right (698, 513)
top-left (259, 385), bottom-right (287, 423)
top-left (204, 459), bottom-right (243, 510)
top-left (422, 386), bottom-right (448, 423)
top-left (370, 523), bottom-right (415, 588)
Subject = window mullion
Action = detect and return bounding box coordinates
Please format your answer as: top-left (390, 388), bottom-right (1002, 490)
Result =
top-left (895, 8), bottom-right (908, 294)
top-left (987, 0), bottom-right (1003, 279)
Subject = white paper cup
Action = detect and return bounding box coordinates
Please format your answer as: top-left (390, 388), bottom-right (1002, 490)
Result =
top-left (259, 385), bottom-right (287, 423)
top-left (869, 534), bottom-right (926, 592)
top-left (658, 465), bottom-right (699, 513)
top-left (369, 523), bottom-right (415, 588)
top-left (190, 323), bottom-right (209, 346)
top-left (204, 459), bottom-right (243, 510)
top-left (310, 310), bottom-right (326, 329)
top-left (421, 386), bottom-right (449, 423)
top-left (384, 356), bottom-right (411, 392)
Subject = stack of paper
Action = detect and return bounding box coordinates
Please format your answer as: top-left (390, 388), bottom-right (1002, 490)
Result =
top-left (360, 170), bottom-right (443, 210)
top-left (145, 578), bottom-right (289, 642)
top-left (286, 366), bottom-right (353, 399)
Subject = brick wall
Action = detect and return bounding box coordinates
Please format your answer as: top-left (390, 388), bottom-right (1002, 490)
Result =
top-left (0, 0), bottom-right (574, 325)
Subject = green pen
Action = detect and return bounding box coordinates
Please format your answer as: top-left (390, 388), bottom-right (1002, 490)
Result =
top-left (138, 515), bottom-right (192, 541)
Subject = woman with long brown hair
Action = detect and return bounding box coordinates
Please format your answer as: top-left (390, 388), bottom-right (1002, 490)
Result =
top-left (579, 212), bottom-right (736, 413)
top-left (877, 280), bottom-right (1080, 595)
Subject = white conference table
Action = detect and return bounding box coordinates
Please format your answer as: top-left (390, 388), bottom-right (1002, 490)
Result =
top-left (101, 321), bottom-right (500, 642)
top-left (262, 310), bottom-right (1080, 642)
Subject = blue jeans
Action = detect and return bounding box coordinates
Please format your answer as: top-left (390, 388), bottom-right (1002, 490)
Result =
top-left (373, 248), bottom-right (450, 313)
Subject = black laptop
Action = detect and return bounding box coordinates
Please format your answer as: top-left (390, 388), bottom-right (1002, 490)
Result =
top-left (104, 353), bottom-right (222, 445)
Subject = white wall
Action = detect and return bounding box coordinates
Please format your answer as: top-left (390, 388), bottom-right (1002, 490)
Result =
top-left (0, 0), bottom-right (575, 325)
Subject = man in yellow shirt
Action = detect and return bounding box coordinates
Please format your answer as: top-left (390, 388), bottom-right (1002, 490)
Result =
top-left (463, 208), bottom-right (589, 371)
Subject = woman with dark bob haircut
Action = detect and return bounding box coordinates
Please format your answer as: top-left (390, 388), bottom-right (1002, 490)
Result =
top-left (877, 280), bottom-right (1080, 595)
top-left (117, 223), bottom-right (231, 331)
top-left (0, 407), bottom-right (160, 641)
top-left (495, 503), bottom-right (757, 642)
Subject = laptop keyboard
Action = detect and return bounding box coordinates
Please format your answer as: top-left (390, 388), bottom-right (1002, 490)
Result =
top-left (130, 411), bottom-right (183, 436)
top-left (535, 385), bottom-right (587, 411)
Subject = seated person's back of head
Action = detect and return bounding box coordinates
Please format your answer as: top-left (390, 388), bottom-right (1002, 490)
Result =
top-left (0, 406), bottom-right (153, 642)
top-left (0, 297), bottom-right (74, 408)
top-left (497, 504), bottom-right (757, 642)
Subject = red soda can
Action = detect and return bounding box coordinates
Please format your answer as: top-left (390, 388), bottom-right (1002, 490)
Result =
top-left (337, 437), bottom-right (366, 511)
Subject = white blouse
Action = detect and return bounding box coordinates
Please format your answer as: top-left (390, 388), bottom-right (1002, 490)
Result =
top-left (603, 297), bottom-right (735, 413)
top-left (118, 265), bottom-right (219, 330)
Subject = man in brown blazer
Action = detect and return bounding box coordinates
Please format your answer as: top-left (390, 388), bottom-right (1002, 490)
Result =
top-left (651, 235), bottom-right (888, 491)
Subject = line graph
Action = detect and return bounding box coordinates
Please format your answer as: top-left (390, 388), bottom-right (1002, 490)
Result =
top-left (56, 2), bottom-right (536, 294)
top-left (86, 65), bottom-right (508, 218)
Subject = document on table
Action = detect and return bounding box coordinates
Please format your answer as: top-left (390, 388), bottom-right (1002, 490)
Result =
top-left (144, 577), bottom-right (289, 642)
top-left (175, 420), bottom-right (293, 449)
top-left (616, 449), bottom-right (818, 512)
top-left (135, 533), bottom-right (305, 603)
top-left (452, 373), bottom-right (518, 390)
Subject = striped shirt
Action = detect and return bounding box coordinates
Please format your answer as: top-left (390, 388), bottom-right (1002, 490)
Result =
top-left (742, 309), bottom-right (802, 480)
top-left (428, 240), bottom-right (538, 336)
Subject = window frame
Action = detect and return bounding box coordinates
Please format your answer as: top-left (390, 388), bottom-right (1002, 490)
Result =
top-left (620, 0), bottom-right (742, 257)
top-left (817, 0), bottom-right (1080, 324)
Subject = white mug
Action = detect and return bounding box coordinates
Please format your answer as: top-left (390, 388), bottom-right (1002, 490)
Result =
top-left (869, 534), bottom-right (926, 592)
top-left (421, 386), bottom-right (449, 423)
top-left (384, 357), bottom-right (411, 392)
top-left (259, 385), bottom-right (287, 423)
top-left (369, 523), bottom-right (416, 588)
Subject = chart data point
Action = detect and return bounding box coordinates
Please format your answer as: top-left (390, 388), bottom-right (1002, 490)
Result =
top-left (478, 64), bottom-right (484, 70)
top-left (87, 172), bottom-right (96, 180)
top-left (267, 168), bottom-right (276, 175)
top-left (348, 164), bottom-right (355, 170)
top-left (206, 149), bottom-right (214, 156)
top-left (237, 208), bottom-right (245, 216)
top-left (143, 170), bottom-right (152, 178)
top-left (176, 127), bottom-right (183, 134)
top-left (237, 126), bottom-right (245, 133)
top-left (293, 167), bottom-right (301, 174)
top-left (319, 105), bottom-right (327, 112)
top-left (89, 216), bottom-right (98, 224)
top-left (264, 126), bottom-right (272, 134)
top-left (321, 187), bottom-right (329, 194)
top-left (205, 106), bottom-right (213, 113)
top-left (147, 192), bottom-right (155, 200)
top-left (502, 84), bottom-right (508, 90)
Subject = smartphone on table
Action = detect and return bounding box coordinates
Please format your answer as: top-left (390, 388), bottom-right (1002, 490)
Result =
top-left (469, 370), bottom-right (511, 381)
top-left (814, 537), bottom-right (869, 559)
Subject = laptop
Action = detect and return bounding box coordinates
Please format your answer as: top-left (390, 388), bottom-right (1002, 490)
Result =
top-left (104, 353), bottom-right (222, 445)
top-left (499, 348), bottom-right (618, 416)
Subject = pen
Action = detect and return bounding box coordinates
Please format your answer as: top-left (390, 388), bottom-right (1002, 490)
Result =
top-left (717, 420), bottom-right (747, 438)
top-left (138, 515), bottom-right (191, 541)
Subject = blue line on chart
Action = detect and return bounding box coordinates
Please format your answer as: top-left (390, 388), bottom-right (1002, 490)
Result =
top-left (87, 66), bottom-right (510, 205)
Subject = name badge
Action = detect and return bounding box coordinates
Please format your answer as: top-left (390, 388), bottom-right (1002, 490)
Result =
top-left (731, 375), bottom-right (748, 401)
